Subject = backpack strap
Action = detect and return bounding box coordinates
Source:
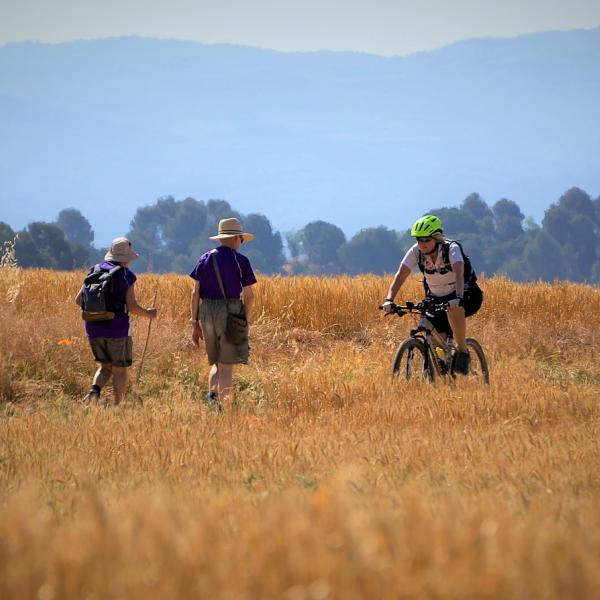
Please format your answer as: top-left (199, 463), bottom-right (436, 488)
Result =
top-left (211, 252), bottom-right (228, 300)
top-left (441, 240), bottom-right (453, 271)
top-left (445, 239), bottom-right (477, 284)
top-left (84, 264), bottom-right (122, 284)
top-left (417, 248), bottom-right (425, 273)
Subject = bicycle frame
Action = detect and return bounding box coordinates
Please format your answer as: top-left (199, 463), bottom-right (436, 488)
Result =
top-left (409, 311), bottom-right (455, 377)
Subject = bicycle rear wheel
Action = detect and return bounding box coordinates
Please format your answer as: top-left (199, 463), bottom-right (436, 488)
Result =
top-left (465, 338), bottom-right (490, 384)
top-left (392, 338), bottom-right (435, 383)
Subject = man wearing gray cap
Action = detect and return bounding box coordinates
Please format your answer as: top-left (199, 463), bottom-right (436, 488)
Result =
top-left (75, 236), bottom-right (157, 406)
top-left (189, 218), bottom-right (257, 411)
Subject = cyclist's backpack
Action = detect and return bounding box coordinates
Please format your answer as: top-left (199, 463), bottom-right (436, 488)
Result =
top-left (417, 239), bottom-right (478, 294)
top-left (81, 264), bottom-right (126, 321)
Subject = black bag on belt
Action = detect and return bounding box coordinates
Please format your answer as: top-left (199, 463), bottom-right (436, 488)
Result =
top-left (211, 253), bottom-right (248, 344)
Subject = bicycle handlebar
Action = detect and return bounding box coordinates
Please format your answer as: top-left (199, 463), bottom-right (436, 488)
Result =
top-left (378, 299), bottom-right (450, 317)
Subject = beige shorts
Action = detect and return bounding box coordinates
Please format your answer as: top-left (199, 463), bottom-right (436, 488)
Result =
top-left (199, 299), bottom-right (249, 365)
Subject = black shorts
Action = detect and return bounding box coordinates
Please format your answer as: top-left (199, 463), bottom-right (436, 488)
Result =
top-left (89, 337), bottom-right (133, 367)
top-left (427, 283), bottom-right (483, 335)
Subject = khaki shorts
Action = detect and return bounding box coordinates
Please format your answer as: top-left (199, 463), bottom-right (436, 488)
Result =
top-left (199, 299), bottom-right (249, 365)
top-left (89, 336), bottom-right (133, 367)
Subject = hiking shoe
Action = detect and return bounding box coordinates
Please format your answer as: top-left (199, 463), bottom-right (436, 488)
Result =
top-left (206, 391), bottom-right (224, 413)
top-left (454, 350), bottom-right (471, 375)
top-left (82, 387), bottom-right (101, 405)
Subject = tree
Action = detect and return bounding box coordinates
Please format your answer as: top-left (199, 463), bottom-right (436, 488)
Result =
top-left (542, 191), bottom-right (598, 281)
top-left (127, 195), bottom-right (279, 273)
top-left (205, 199), bottom-right (241, 234)
top-left (241, 213), bottom-right (285, 274)
top-left (284, 231), bottom-right (302, 259)
top-left (69, 242), bottom-right (91, 268)
top-left (543, 188), bottom-right (597, 246)
top-left (298, 220), bottom-right (346, 274)
top-left (557, 187), bottom-right (596, 223)
top-left (27, 222), bottom-right (74, 270)
top-left (128, 196), bottom-right (179, 272)
top-left (55, 208), bottom-right (94, 246)
top-left (162, 197), bottom-right (207, 255)
top-left (338, 227), bottom-right (404, 275)
top-left (0, 222), bottom-right (15, 245)
top-left (426, 207), bottom-right (479, 236)
top-left (490, 237), bottom-right (528, 279)
top-left (461, 193), bottom-right (494, 234)
top-left (493, 198), bottom-right (524, 241)
top-left (592, 194), bottom-right (600, 228)
top-left (519, 230), bottom-right (570, 281)
top-left (14, 231), bottom-right (46, 268)
top-left (13, 222), bottom-right (75, 269)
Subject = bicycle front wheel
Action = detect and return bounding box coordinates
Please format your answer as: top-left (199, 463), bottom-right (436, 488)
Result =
top-left (392, 338), bottom-right (435, 383)
top-left (465, 338), bottom-right (490, 384)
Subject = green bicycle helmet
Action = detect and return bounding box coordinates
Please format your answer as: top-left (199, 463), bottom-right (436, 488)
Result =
top-left (411, 214), bottom-right (443, 237)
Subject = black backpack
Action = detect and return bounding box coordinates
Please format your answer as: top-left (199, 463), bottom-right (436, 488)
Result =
top-left (417, 239), bottom-right (478, 294)
top-left (81, 264), bottom-right (126, 322)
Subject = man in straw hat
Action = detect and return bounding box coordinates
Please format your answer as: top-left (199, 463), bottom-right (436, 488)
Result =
top-left (189, 217), bottom-right (257, 411)
top-left (75, 236), bottom-right (157, 406)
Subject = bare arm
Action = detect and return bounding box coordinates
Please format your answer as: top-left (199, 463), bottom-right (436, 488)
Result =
top-left (190, 280), bottom-right (203, 345)
top-left (386, 264), bottom-right (412, 302)
top-left (125, 283), bottom-right (157, 318)
top-left (453, 261), bottom-right (465, 298)
top-left (190, 280), bottom-right (201, 322)
top-left (242, 284), bottom-right (255, 319)
top-left (75, 285), bottom-right (84, 307)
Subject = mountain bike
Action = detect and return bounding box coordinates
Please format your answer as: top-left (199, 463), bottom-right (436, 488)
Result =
top-left (381, 300), bottom-right (489, 384)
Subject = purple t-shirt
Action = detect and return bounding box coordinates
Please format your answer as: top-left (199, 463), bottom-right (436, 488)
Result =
top-left (85, 261), bottom-right (137, 339)
top-left (189, 246), bottom-right (257, 299)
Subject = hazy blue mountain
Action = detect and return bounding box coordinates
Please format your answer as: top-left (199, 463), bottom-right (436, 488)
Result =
top-left (1, 29), bottom-right (599, 245)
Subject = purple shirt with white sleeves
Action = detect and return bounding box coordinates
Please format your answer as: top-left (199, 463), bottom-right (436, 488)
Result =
top-left (189, 246), bottom-right (257, 299)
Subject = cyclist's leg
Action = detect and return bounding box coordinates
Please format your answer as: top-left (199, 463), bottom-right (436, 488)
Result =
top-left (427, 294), bottom-right (453, 337)
top-left (447, 305), bottom-right (467, 352)
top-left (452, 285), bottom-right (483, 374)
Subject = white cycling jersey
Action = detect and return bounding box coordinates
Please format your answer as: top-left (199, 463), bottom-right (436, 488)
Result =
top-left (401, 242), bottom-right (464, 297)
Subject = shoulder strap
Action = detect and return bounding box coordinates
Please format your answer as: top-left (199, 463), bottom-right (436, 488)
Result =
top-left (84, 264), bottom-right (122, 283)
top-left (105, 265), bottom-right (122, 277)
top-left (442, 241), bottom-right (452, 269)
top-left (446, 240), bottom-right (476, 282)
top-left (84, 264), bottom-right (104, 284)
top-left (417, 248), bottom-right (425, 273)
top-left (211, 252), bottom-right (227, 300)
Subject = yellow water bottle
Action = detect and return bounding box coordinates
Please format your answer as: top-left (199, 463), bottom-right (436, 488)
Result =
top-left (435, 347), bottom-right (446, 360)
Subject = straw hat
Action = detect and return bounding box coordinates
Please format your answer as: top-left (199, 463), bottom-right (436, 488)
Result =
top-left (104, 237), bottom-right (140, 263)
top-left (209, 218), bottom-right (254, 242)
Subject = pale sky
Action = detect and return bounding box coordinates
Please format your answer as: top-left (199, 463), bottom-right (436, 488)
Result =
top-left (1, 0), bottom-right (600, 56)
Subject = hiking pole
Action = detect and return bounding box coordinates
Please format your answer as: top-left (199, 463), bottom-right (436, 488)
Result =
top-left (136, 287), bottom-right (158, 386)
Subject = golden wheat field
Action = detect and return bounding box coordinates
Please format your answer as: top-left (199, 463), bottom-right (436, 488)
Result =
top-left (0, 267), bottom-right (599, 599)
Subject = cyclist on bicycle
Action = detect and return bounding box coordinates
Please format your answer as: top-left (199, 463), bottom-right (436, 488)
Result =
top-left (382, 215), bottom-right (483, 374)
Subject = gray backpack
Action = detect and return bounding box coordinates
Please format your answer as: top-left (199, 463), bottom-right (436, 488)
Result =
top-left (81, 264), bottom-right (125, 321)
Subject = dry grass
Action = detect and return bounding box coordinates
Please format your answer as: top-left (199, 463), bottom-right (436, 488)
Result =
top-left (0, 269), bottom-right (599, 599)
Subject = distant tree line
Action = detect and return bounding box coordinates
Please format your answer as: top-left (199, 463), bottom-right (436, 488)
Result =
top-left (0, 208), bottom-right (99, 270)
top-left (286, 187), bottom-right (600, 283)
top-left (126, 197), bottom-right (284, 274)
top-left (2, 187), bottom-right (600, 283)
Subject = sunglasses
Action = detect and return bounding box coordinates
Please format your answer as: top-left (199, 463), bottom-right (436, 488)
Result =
top-left (416, 236), bottom-right (433, 243)
top-left (239, 235), bottom-right (245, 244)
